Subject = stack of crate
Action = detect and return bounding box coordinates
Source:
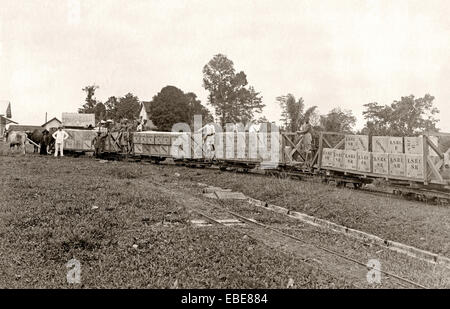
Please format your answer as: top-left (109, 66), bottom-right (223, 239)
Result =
top-left (64, 129), bottom-right (97, 151)
top-left (404, 136), bottom-right (424, 179)
top-left (346, 135), bottom-right (370, 172)
top-left (323, 134), bottom-right (437, 181)
top-left (371, 135), bottom-right (435, 179)
top-left (323, 135), bottom-right (370, 171)
top-left (371, 136), bottom-right (402, 176)
top-left (340, 135), bottom-right (369, 171)
top-left (133, 131), bottom-right (189, 157)
top-left (215, 132), bottom-right (275, 162)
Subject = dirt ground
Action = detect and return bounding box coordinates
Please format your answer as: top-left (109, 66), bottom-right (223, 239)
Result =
top-left (0, 154), bottom-right (449, 288)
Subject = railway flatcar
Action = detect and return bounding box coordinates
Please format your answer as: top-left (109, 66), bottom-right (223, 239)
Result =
top-left (91, 126), bottom-right (450, 202)
top-left (64, 128), bottom-right (97, 153)
top-left (315, 132), bottom-right (450, 196)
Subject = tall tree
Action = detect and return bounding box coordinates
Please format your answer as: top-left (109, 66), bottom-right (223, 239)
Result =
top-left (202, 54), bottom-right (264, 126)
top-left (79, 84), bottom-right (105, 122)
top-left (103, 94), bottom-right (140, 122)
top-left (320, 108), bottom-right (356, 133)
top-left (104, 96), bottom-right (119, 120)
top-left (277, 94), bottom-right (317, 131)
top-left (79, 84), bottom-right (99, 113)
top-left (185, 92), bottom-right (214, 126)
top-left (362, 94), bottom-right (439, 136)
top-left (116, 93), bottom-right (141, 121)
top-left (149, 86), bottom-right (210, 131)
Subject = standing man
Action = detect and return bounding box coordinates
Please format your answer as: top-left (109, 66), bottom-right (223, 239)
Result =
top-left (296, 119), bottom-right (313, 164)
top-left (52, 126), bottom-right (69, 157)
top-left (39, 130), bottom-right (49, 155)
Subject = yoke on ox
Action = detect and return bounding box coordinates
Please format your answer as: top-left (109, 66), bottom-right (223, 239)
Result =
top-left (7, 131), bottom-right (27, 154)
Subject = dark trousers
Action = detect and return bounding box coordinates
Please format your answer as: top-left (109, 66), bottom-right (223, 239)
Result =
top-left (40, 143), bottom-right (47, 155)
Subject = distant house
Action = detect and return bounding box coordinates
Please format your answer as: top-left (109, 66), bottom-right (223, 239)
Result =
top-left (42, 117), bottom-right (62, 131)
top-left (0, 116), bottom-right (17, 140)
top-left (0, 100), bottom-right (12, 118)
top-left (139, 101), bottom-right (157, 130)
top-left (0, 101), bottom-right (16, 140)
top-left (62, 113), bottom-right (95, 128)
top-left (8, 125), bottom-right (43, 133)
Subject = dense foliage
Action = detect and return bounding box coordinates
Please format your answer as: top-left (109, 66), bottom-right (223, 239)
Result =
top-left (148, 86), bottom-right (213, 131)
top-left (362, 94), bottom-right (439, 136)
top-left (203, 54), bottom-right (264, 126)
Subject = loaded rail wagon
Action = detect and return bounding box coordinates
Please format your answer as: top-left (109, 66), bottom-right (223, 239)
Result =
top-left (92, 125), bottom-right (450, 201)
top-left (62, 113), bottom-right (97, 154)
top-left (133, 131), bottom-right (194, 163)
top-left (316, 132), bottom-right (450, 191)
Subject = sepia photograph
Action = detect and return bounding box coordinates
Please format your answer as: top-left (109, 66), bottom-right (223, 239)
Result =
top-left (0, 0), bottom-right (449, 301)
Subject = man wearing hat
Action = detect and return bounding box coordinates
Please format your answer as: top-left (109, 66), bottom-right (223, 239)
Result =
top-left (52, 126), bottom-right (69, 157)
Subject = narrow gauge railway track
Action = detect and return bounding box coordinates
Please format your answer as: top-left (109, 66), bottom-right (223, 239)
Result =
top-left (169, 158), bottom-right (450, 206)
top-left (90, 152), bottom-right (450, 205)
top-left (196, 202), bottom-right (428, 289)
top-left (145, 179), bottom-right (429, 289)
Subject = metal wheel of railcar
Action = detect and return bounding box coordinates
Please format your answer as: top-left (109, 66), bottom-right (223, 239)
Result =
top-left (352, 182), bottom-right (363, 189)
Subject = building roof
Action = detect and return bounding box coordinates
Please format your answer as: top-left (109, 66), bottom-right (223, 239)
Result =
top-left (42, 117), bottom-right (62, 127)
top-left (62, 113), bottom-right (95, 128)
top-left (0, 101), bottom-right (12, 118)
top-left (8, 125), bottom-right (42, 132)
top-left (0, 116), bottom-right (17, 125)
top-left (142, 101), bottom-right (152, 113)
top-left (140, 101), bottom-right (157, 129)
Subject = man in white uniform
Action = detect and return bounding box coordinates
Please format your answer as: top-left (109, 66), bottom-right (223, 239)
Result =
top-left (52, 127), bottom-right (69, 157)
top-left (198, 123), bottom-right (215, 159)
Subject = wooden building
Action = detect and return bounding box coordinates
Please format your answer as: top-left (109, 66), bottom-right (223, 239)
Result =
top-left (42, 117), bottom-right (62, 131)
top-left (139, 101), bottom-right (157, 130)
top-left (0, 101), bottom-right (16, 141)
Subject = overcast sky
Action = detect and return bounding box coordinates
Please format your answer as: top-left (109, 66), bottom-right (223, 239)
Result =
top-left (1, 0), bottom-right (449, 131)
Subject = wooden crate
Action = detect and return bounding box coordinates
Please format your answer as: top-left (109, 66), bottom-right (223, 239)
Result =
top-left (404, 136), bottom-right (439, 156)
top-left (388, 137), bottom-right (403, 153)
top-left (389, 153), bottom-right (406, 177)
top-left (215, 132), bottom-right (277, 162)
top-left (406, 154), bottom-right (424, 179)
top-left (140, 144), bottom-right (170, 156)
top-left (344, 150), bottom-right (358, 170)
top-left (357, 151), bottom-right (372, 173)
top-left (143, 135), bottom-right (155, 144)
top-left (134, 143), bottom-right (143, 154)
top-left (321, 148), bottom-right (335, 167)
top-left (372, 136), bottom-right (389, 153)
top-left (372, 153), bottom-right (389, 174)
top-left (170, 134), bottom-right (192, 159)
top-left (333, 149), bottom-right (345, 169)
top-left (405, 137), bottom-right (422, 154)
top-left (345, 135), bottom-right (369, 151)
top-left (64, 129), bottom-right (97, 151)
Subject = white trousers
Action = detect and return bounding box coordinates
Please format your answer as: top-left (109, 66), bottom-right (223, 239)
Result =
top-left (55, 143), bottom-right (64, 157)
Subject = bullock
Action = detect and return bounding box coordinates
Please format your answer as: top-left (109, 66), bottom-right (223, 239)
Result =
top-left (27, 128), bottom-right (56, 155)
top-left (6, 131), bottom-right (27, 154)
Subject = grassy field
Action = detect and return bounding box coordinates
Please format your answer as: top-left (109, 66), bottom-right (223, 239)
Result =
top-left (174, 166), bottom-right (450, 257)
top-left (0, 155), bottom-right (351, 288)
top-left (1, 154), bottom-right (449, 288)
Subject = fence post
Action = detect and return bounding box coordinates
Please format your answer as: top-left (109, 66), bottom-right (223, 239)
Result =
top-left (423, 135), bottom-right (429, 185)
top-left (318, 132), bottom-right (324, 169)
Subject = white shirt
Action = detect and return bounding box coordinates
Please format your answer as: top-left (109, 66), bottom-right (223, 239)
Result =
top-left (202, 123), bottom-right (215, 136)
top-left (248, 124), bottom-right (260, 133)
top-left (52, 130), bottom-right (69, 144)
